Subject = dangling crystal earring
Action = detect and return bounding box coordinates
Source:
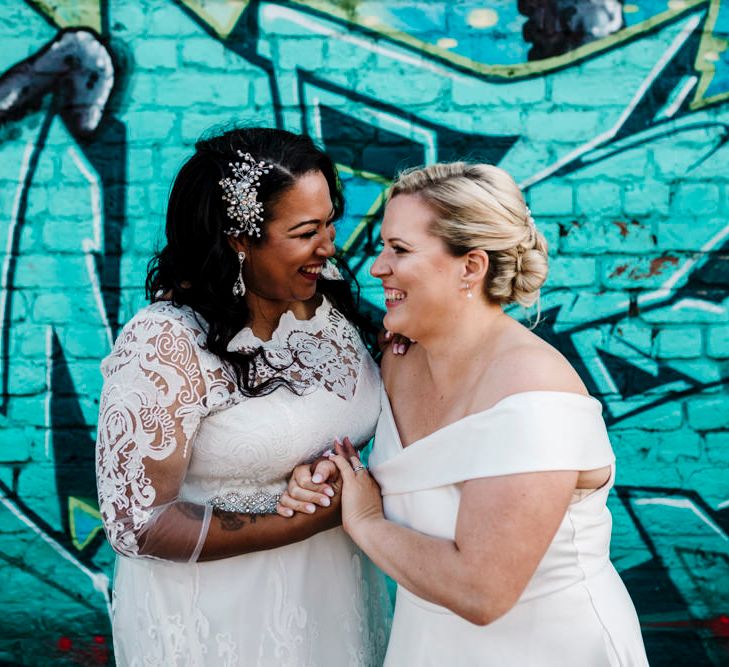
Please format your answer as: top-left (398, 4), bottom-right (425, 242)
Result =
top-left (233, 251), bottom-right (246, 297)
top-left (321, 259), bottom-right (343, 280)
top-left (463, 282), bottom-right (473, 299)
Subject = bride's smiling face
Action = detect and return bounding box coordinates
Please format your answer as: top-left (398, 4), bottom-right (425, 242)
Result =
top-left (370, 193), bottom-right (466, 340)
top-left (231, 170), bottom-right (336, 304)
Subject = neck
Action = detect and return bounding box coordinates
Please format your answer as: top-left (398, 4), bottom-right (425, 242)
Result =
top-left (417, 299), bottom-right (509, 388)
top-left (244, 291), bottom-right (317, 338)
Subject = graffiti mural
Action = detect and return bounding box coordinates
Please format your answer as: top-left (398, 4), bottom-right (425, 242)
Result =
top-left (0, 0), bottom-right (726, 663)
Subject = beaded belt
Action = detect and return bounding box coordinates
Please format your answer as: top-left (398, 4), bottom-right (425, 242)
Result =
top-left (208, 490), bottom-right (282, 515)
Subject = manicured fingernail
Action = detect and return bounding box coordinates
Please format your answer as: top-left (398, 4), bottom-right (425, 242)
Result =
top-left (324, 487), bottom-right (334, 497)
top-left (284, 509), bottom-right (294, 517)
top-left (306, 504), bottom-right (316, 514)
top-left (312, 474), bottom-right (323, 483)
top-left (320, 497), bottom-right (331, 507)
top-left (322, 448), bottom-right (333, 457)
top-left (384, 330), bottom-right (392, 339)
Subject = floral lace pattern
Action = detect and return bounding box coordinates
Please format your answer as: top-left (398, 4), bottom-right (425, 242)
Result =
top-left (96, 305), bottom-right (229, 558)
top-left (228, 299), bottom-right (363, 401)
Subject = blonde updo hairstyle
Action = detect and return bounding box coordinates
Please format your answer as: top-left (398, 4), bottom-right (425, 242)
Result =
top-left (389, 162), bottom-right (548, 308)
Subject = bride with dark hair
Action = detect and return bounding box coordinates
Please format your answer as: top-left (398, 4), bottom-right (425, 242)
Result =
top-left (95, 127), bottom-right (389, 665)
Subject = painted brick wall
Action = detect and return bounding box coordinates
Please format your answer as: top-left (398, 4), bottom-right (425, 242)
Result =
top-left (0, 1), bottom-right (727, 664)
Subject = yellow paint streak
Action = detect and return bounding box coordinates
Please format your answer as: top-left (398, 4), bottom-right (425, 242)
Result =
top-left (289, 0), bottom-right (709, 80)
top-left (690, 0), bottom-right (729, 109)
top-left (27, 0), bottom-right (101, 31)
top-left (179, 0), bottom-right (250, 38)
top-left (338, 164), bottom-right (391, 186)
top-left (337, 165), bottom-right (391, 253)
top-left (68, 496), bottom-right (103, 551)
top-left (361, 15), bottom-right (381, 27)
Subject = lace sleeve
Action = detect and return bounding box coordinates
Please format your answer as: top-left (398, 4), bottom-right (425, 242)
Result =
top-left (95, 309), bottom-right (214, 562)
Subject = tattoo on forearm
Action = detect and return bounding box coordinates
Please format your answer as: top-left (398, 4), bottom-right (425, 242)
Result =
top-left (213, 508), bottom-right (247, 531)
top-left (214, 509), bottom-right (267, 530)
top-left (208, 506), bottom-right (269, 531)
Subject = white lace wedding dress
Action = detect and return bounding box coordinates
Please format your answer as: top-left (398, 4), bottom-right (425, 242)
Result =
top-left (96, 297), bottom-right (390, 666)
top-left (370, 389), bottom-right (648, 666)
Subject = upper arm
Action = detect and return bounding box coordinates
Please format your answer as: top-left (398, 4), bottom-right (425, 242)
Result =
top-left (95, 313), bottom-right (209, 556)
top-left (454, 469), bottom-right (578, 615)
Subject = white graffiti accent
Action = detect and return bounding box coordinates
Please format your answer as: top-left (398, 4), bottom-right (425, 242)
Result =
top-left (662, 75), bottom-right (698, 119)
top-left (634, 497), bottom-right (729, 541)
top-left (519, 13), bottom-right (703, 189)
top-left (629, 222), bottom-right (729, 308)
top-left (67, 146), bottom-right (113, 349)
top-left (261, 3), bottom-right (461, 80)
top-left (0, 139), bottom-right (34, 372)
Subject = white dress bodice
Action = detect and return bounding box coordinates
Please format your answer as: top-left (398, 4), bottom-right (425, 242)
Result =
top-left (369, 388), bottom-right (648, 667)
top-left (181, 300), bottom-right (381, 508)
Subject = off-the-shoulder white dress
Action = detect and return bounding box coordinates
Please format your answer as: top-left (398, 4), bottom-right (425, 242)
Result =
top-left (369, 388), bottom-right (648, 666)
top-left (96, 297), bottom-right (390, 666)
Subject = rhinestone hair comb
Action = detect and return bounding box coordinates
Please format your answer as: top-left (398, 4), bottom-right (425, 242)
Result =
top-left (219, 151), bottom-right (273, 237)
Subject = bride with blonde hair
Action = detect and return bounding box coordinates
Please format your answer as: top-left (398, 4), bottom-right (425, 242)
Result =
top-left (287, 161), bottom-right (648, 665)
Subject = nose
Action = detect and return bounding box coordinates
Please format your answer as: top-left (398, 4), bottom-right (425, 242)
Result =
top-left (316, 225), bottom-right (336, 258)
top-left (370, 247), bottom-right (390, 278)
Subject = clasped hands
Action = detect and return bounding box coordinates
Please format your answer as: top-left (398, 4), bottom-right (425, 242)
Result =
top-left (276, 438), bottom-right (384, 537)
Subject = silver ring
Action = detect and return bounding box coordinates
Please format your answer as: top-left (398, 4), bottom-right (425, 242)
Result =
top-left (352, 463), bottom-right (366, 473)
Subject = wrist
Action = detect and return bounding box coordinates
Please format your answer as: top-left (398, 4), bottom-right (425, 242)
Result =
top-left (348, 514), bottom-right (385, 549)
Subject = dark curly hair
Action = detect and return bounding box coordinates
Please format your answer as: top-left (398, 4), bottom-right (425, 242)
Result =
top-left (146, 126), bottom-right (375, 396)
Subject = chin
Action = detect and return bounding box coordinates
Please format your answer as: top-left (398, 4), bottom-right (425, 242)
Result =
top-left (294, 284), bottom-right (319, 301)
top-left (383, 311), bottom-right (411, 338)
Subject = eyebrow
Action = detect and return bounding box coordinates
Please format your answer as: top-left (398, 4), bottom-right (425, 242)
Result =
top-left (287, 208), bottom-right (336, 232)
top-left (288, 219), bottom-right (320, 231)
top-left (383, 236), bottom-right (412, 247)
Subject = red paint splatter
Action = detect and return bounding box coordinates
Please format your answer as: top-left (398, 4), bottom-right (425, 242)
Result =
top-left (709, 614), bottom-right (729, 639)
top-left (56, 635), bottom-right (110, 664)
top-left (647, 255), bottom-right (679, 276)
top-left (628, 255), bottom-right (679, 280)
top-left (644, 614), bottom-right (729, 639)
top-left (614, 220), bottom-right (643, 238)
top-left (610, 264), bottom-right (629, 278)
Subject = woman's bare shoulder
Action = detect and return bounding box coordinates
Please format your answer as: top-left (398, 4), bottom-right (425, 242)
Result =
top-left (478, 331), bottom-right (588, 402)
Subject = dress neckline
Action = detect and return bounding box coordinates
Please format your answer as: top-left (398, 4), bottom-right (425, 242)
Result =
top-left (381, 385), bottom-right (602, 451)
top-left (227, 296), bottom-right (331, 351)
